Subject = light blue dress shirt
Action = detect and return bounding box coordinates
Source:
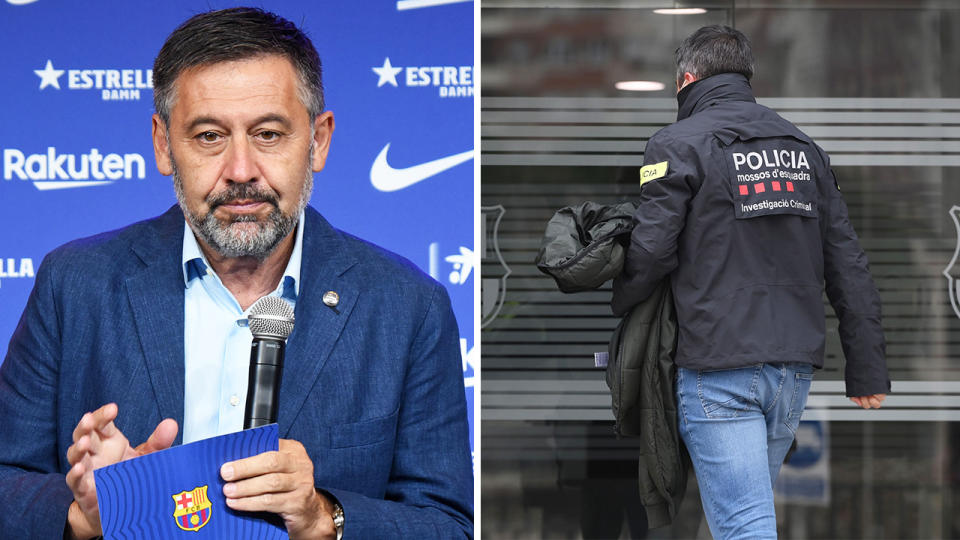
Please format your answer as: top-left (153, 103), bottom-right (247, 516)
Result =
top-left (181, 213), bottom-right (303, 444)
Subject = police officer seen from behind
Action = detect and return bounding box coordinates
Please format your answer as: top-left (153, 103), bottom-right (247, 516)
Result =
top-left (612, 25), bottom-right (890, 539)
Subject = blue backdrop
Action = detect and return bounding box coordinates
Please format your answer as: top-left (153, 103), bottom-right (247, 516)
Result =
top-left (0, 0), bottom-right (474, 455)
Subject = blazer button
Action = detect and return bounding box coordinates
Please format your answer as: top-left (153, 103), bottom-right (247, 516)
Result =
top-left (323, 291), bottom-right (340, 307)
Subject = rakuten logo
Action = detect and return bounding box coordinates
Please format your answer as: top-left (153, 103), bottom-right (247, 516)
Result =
top-left (3, 147), bottom-right (146, 190)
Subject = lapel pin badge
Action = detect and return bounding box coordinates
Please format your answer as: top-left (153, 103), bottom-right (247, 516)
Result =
top-left (322, 291), bottom-right (340, 308)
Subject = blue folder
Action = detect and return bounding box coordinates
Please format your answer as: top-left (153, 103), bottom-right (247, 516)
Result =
top-left (94, 424), bottom-right (288, 539)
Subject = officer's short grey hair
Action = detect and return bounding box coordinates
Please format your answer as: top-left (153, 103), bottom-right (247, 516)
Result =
top-left (675, 25), bottom-right (754, 85)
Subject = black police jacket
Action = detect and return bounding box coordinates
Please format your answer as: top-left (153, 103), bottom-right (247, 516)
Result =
top-left (612, 73), bottom-right (890, 398)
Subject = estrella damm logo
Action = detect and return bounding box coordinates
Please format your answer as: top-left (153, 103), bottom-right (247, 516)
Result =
top-left (171, 485), bottom-right (212, 532)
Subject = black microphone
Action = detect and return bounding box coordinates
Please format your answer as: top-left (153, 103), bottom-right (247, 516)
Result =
top-left (244, 296), bottom-right (295, 429)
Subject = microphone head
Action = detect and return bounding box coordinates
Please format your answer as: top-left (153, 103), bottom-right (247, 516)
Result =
top-left (248, 296), bottom-right (295, 340)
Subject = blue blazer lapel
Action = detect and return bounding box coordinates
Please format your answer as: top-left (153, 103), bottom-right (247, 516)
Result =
top-left (279, 207), bottom-right (359, 437)
top-left (124, 206), bottom-right (186, 443)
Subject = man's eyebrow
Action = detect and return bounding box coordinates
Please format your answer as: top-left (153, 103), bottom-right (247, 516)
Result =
top-left (251, 114), bottom-right (293, 129)
top-left (185, 116), bottom-right (222, 133)
top-left (183, 114), bottom-right (293, 133)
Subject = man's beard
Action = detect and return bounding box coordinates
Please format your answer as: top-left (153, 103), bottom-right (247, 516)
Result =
top-left (171, 153), bottom-right (313, 261)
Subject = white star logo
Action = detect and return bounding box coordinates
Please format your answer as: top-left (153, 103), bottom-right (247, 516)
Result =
top-left (34, 60), bottom-right (64, 90)
top-left (372, 57), bottom-right (402, 88)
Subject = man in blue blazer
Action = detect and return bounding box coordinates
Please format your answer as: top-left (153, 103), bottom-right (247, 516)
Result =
top-left (0, 8), bottom-right (472, 539)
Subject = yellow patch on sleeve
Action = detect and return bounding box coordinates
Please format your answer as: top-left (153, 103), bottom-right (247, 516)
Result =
top-left (639, 161), bottom-right (668, 185)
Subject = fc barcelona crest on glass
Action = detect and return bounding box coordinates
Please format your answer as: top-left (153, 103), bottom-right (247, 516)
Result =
top-left (172, 485), bottom-right (212, 532)
top-left (481, 205), bottom-right (510, 328)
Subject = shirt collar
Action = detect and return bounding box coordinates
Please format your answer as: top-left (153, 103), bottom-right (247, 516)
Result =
top-left (181, 210), bottom-right (305, 301)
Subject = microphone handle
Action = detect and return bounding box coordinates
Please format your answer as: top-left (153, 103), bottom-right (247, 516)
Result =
top-left (244, 337), bottom-right (285, 429)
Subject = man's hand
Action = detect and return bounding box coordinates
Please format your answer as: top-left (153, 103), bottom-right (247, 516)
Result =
top-left (221, 439), bottom-right (337, 540)
top-left (849, 394), bottom-right (886, 409)
top-left (64, 403), bottom-right (178, 540)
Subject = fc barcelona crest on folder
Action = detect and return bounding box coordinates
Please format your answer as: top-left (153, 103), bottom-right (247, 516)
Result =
top-left (172, 485), bottom-right (212, 532)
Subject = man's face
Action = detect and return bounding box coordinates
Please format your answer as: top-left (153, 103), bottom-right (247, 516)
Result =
top-left (151, 55), bottom-right (334, 259)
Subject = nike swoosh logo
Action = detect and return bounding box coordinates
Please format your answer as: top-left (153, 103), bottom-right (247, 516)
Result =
top-left (370, 143), bottom-right (473, 192)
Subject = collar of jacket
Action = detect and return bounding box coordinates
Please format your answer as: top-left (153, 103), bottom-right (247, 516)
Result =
top-left (676, 72), bottom-right (756, 121)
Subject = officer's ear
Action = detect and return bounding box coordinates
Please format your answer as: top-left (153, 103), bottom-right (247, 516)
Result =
top-left (677, 72), bottom-right (697, 92)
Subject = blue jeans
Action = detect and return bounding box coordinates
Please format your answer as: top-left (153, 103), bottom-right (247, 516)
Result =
top-left (676, 362), bottom-right (814, 540)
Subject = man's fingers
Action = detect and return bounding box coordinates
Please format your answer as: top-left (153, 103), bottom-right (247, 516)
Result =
top-left (135, 419), bottom-right (179, 456)
top-left (72, 412), bottom-right (92, 443)
top-left (218, 440), bottom-right (318, 528)
top-left (66, 459), bottom-right (101, 507)
top-left (87, 430), bottom-right (106, 455)
top-left (278, 439), bottom-right (306, 454)
top-left (67, 435), bottom-right (91, 466)
top-left (224, 491), bottom-right (302, 515)
top-left (223, 472), bottom-right (297, 499)
top-left (67, 432), bottom-right (104, 466)
top-left (221, 450), bottom-right (291, 482)
top-left (67, 460), bottom-right (97, 502)
top-left (65, 461), bottom-right (85, 491)
top-left (221, 441), bottom-right (310, 482)
top-left (219, 438), bottom-right (325, 537)
top-left (224, 492), bottom-right (280, 513)
top-left (80, 469), bottom-right (97, 500)
top-left (91, 403), bottom-right (119, 431)
top-left (72, 403), bottom-right (119, 442)
top-left (850, 394), bottom-right (886, 409)
top-left (96, 419), bottom-right (122, 439)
